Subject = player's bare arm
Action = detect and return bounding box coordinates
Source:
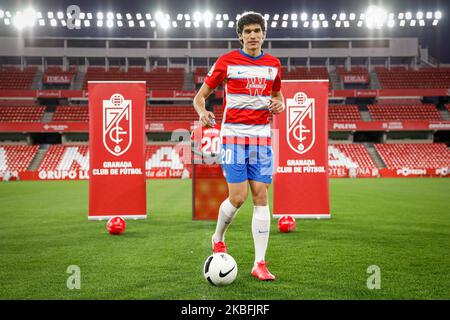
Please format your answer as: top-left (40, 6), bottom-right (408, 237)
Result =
top-left (193, 83), bottom-right (216, 128)
top-left (269, 91), bottom-right (285, 114)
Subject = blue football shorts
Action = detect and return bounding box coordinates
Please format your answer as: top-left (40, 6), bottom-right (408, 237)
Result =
top-left (220, 144), bottom-right (273, 184)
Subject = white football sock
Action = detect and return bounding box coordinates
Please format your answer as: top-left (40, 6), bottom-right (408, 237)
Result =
top-left (252, 205), bottom-right (271, 265)
top-left (212, 198), bottom-right (240, 243)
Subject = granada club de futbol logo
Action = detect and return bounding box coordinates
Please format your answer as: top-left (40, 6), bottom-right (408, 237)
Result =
top-left (286, 92), bottom-right (315, 154)
top-left (103, 93), bottom-right (132, 156)
top-left (246, 77), bottom-right (267, 96)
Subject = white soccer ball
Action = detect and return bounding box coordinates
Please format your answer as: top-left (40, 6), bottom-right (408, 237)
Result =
top-left (203, 253), bottom-right (238, 286)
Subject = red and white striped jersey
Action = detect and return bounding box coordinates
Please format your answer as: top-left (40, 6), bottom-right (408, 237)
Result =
top-left (204, 49), bottom-right (282, 145)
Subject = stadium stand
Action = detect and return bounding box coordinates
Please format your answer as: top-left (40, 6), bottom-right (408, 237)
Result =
top-left (0, 145), bottom-right (39, 172)
top-left (194, 67), bottom-right (208, 79)
top-left (38, 145), bottom-right (89, 172)
top-left (0, 99), bottom-right (38, 106)
top-left (45, 66), bottom-right (77, 73)
top-left (146, 106), bottom-right (199, 122)
top-left (367, 104), bottom-right (442, 121)
top-left (282, 67), bottom-right (330, 80)
top-left (376, 98), bottom-right (423, 105)
top-left (82, 67), bottom-right (185, 91)
top-left (374, 143), bottom-right (450, 169)
top-left (375, 67), bottom-right (450, 89)
top-left (52, 106), bottom-right (88, 122)
top-left (145, 145), bottom-right (186, 170)
top-left (328, 105), bottom-right (362, 121)
top-left (0, 34), bottom-right (449, 180)
top-left (0, 106), bottom-right (46, 122)
top-left (36, 144), bottom-right (188, 171)
top-left (329, 144), bottom-right (378, 172)
top-left (0, 66), bottom-right (37, 90)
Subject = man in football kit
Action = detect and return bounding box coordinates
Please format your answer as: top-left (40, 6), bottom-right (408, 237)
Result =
top-left (193, 12), bottom-right (285, 281)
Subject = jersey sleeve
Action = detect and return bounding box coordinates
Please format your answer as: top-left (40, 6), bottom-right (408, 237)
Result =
top-left (204, 56), bottom-right (227, 90)
top-left (272, 60), bottom-right (282, 92)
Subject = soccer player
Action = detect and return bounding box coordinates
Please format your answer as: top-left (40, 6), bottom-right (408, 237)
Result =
top-left (193, 12), bottom-right (285, 281)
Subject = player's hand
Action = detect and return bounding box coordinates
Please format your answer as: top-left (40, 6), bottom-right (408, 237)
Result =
top-left (268, 99), bottom-right (285, 114)
top-left (199, 111), bottom-right (216, 127)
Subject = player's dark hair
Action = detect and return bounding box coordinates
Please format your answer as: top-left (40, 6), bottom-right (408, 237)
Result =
top-left (236, 12), bottom-right (267, 44)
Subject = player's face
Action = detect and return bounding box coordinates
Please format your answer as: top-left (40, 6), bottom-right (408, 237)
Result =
top-left (239, 24), bottom-right (266, 52)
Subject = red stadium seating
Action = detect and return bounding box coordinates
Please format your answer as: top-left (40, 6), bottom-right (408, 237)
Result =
top-left (329, 144), bottom-right (378, 173)
top-left (282, 67), bottom-right (330, 80)
top-left (83, 67), bottom-right (185, 91)
top-left (36, 144), bottom-right (190, 172)
top-left (367, 104), bottom-right (442, 121)
top-left (445, 104), bottom-right (450, 113)
top-left (145, 145), bottom-right (188, 170)
top-left (146, 106), bottom-right (199, 122)
top-left (38, 145), bottom-right (89, 171)
top-left (0, 99), bottom-right (38, 106)
top-left (0, 106), bottom-right (46, 122)
top-left (194, 67), bottom-right (208, 77)
top-left (374, 66), bottom-right (408, 72)
top-left (375, 143), bottom-right (450, 169)
top-left (52, 106), bottom-right (88, 122)
top-left (329, 105), bottom-right (361, 121)
top-left (0, 66), bottom-right (37, 90)
top-left (376, 99), bottom-right (423, 105)
top-left (376, 67), bottom-right (450, 89)
top-left (0, 145), bottom-right (39, 172)
top-left (53, 105), bottom-right (201, 123)
top-left (45, 66), bottom-right (77, 73)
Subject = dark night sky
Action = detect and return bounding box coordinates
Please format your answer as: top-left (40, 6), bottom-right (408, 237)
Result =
top-left (1, 0), bottom-right (449, 62)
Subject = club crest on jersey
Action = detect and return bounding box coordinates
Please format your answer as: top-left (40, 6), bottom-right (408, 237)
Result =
top-left (286, 92), bottom-right (315, 154)
top-left (246, 77), bottom-right (267, 96)
top-left (103, 93), bottom-right (132, 156)
top-left (268, 68), bottom-right (274, 80)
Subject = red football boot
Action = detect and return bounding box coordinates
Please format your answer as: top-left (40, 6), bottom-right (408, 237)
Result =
top-left (211, 237), bottom-right (227, 253)
top-left (251, 260), bottom-right (276, 281)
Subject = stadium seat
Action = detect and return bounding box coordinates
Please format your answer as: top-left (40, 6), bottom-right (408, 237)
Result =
top-left (0, 145), bottom-right (39, 172)
top-left (282, 67), bottom-right (330, 81)
top-left (53, 106), bottom-right (89, 122)
top-left (0, 66), bottom-right (37, 90)
top-left (329, 105), bottom-right (362, 121)
top-left (38, 145), bottom-right (89, 171)
top-left (374, 143), bottom-right (450, 169)
top-left (367, 104), bottom-right (442, 121)
top-left (376, 99), bottom-right (423, 105)
top-left (82, 67), bottom-right (185, 91)
top-left (376, 67), bottom-right (450, 89)
top-left (329, 144), bottom-right (378, 173)
top-left (37, 144), bottom-right (191, 171)
top-left (0, 106), bottom-right (46, 122)
top-left (146, 105), bottom-right (199, 122)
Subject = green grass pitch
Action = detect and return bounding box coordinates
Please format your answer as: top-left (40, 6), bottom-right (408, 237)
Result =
top-left (0, 178), bottom-right (449, 299)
